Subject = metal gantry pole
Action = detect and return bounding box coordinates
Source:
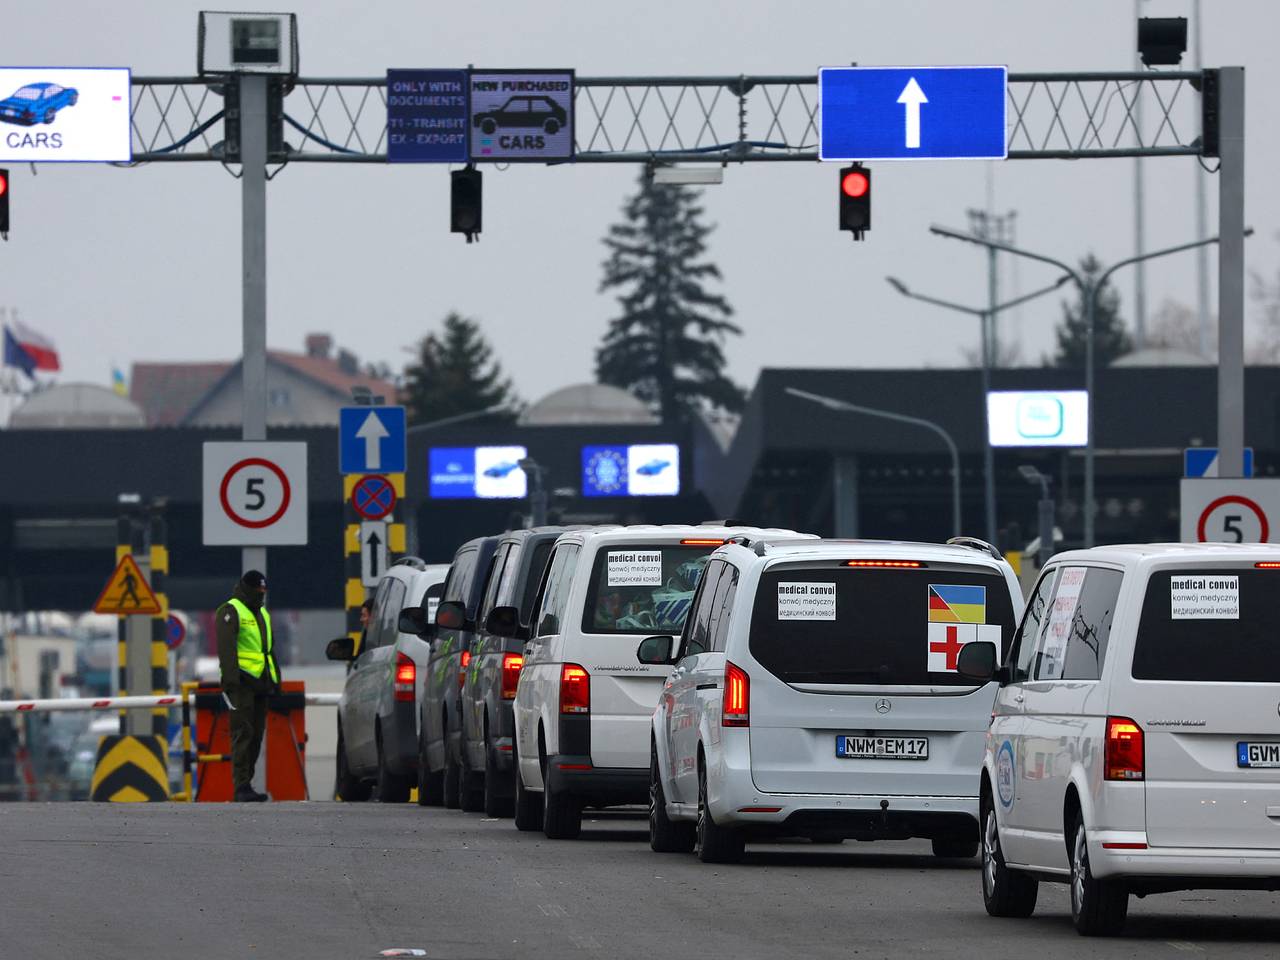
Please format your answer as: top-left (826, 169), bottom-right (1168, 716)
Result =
top-left (240, 74), bottom-right (269, 576)
top-left (1083, 284), bottom-right (1097, 546)
top-left (1193, 0), bottom-right (1212, 359)
top-left (1217, 66), bottom-right (1247, 479)
top-left (979, 312), bottom-right (996, 546)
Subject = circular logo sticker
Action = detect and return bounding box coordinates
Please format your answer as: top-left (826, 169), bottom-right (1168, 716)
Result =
top-left (996, 740), bottom-right (1016, 808)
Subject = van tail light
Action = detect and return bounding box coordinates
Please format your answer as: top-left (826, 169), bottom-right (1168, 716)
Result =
top-left (722, 661), bottom-right (750, 727)
top-left (1105, 716), bottom-right (1144, 781)
top-left (458, 649), bottom-right (471, 690)
top-left (501, 653), bottom-right (523, 699)
top-left (681, 538), bottom-right (727, 546)
top-left (394, 652), bottom-right (416, 702)
top-left (560, 663), bottom-right (590, 714)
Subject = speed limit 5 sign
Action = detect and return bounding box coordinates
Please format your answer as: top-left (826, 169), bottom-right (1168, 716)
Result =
top-left (1180, 479), bottom-right (1280, 544)
top-left (203, 442), bottom-right (309, 545)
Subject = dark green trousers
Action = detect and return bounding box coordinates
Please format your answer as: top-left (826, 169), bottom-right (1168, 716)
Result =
top-left (227, 682), bottom-right (269, 789)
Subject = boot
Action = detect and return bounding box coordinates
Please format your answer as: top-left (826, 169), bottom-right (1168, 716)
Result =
top-left (234, 784), bottom-right (268, 802)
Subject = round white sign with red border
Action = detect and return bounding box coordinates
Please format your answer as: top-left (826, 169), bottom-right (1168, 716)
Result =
top-left (1180, 479), bottom-right (1280, 544)
top-left (202, 442), bottom-right (309, 546)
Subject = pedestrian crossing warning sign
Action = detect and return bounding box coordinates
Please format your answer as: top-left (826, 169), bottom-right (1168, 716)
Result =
top-left (93, 555), bottom-right (161, 615)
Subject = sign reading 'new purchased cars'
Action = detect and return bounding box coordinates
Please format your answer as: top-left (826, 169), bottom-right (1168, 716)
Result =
top-left (0, 68), bottom-right (132, 162)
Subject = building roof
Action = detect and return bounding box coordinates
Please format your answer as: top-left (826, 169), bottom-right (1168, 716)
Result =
top-left (9, 383), bottom-right (145, 429)
top-left (520, 382), bottom-right (659, 426)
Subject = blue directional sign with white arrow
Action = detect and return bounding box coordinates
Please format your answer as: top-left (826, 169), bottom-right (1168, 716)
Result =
top-left (339, 406), bottom-right (407, 474)
top-left (819, 66), bottom-right (1007, 161)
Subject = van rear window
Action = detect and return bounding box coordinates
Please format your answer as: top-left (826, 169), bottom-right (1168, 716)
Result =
top-left (1132, 569), bottom-right (1280, 682)
top-left (748, 565), bottom-right (1016, 686)
top-left (581, 544), bottom-right (716, 635)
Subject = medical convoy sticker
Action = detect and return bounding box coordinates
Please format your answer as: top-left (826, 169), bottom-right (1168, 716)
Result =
top-left (1171, 574), bottom-right (1239, 620)
top-left (777, 582), bottom-right (837, 620)
top-left (607, 551), bottom-right (663, 587)
top-left (996, 740), bottom-right (1016, 808)
top-left (926, 584), bottom-right (999, 672)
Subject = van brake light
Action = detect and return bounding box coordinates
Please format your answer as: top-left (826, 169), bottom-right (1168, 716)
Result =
top-left (1105, 716), bottom-right (1144, 781)
top-left (560, 663), bottom-right (590, 714)
top-left (722, 661), bottom-right (750, 727)
top-left (501, 653), bottom-right (523, 699)
top-left (393, 652), bottom-right (415, 702)
top-left (681, 538), bottom-right (727, 546)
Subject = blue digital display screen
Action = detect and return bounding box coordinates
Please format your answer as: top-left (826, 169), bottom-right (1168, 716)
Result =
top-left (582, 444), bottom-right (680, 497)
top-left (429, 446), bottom-right (528, 499)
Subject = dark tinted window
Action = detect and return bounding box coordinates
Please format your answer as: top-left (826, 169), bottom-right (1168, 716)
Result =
top-left (442, 549), bottom-right (476, 607)
top-left (681, 560), bottom-right (724, 657)
top-left (748, 565), bottom-right (1017, 686)
top-left (519, 541), bottom-right (555, 623)
top-left (376, 580), bottom-right (407, 649)
top-left (420, 580), bottom-right (445, 625)
top-left (1033, 567), bottom-right (1122, 681)
top-left (1011, 570), bottom-right (1058, 681)
top-left (708, 566), bottom-right (739, 653)
top-left (478, 545), bottom-right (510, 624)
top-left (535, 544), bottom-right (581, 638)
top-left (1133, 569), bottom-right (1280, 682)
top-left (580, 544), bottom-right (716, 635)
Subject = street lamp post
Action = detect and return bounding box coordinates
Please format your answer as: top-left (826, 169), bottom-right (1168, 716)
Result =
top-left (929, 225), bottom-right (1242, 546)
top-left (786, 387), bottom-right (962, 538)
top-left (1018, 464), bottom-right (1056, 569)
top-left (887, 274), bottom-right (1070, 547)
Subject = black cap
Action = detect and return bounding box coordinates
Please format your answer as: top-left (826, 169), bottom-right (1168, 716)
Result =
top-left (241, 570), bottom-right (267, 590)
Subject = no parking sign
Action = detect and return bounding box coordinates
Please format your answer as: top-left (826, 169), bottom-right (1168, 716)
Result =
top-left (1180, 479), bottom-right (1280, 544)
top-left (202, 442), bottom-right (309, 545)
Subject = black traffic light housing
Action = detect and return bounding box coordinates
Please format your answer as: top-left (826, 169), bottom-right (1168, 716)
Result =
top-left (0, 168), bottom-right (9, 240)
top-left (839, 164), bottom-right (870, 240)
top-left (451, 166), bottom-right (482, 242)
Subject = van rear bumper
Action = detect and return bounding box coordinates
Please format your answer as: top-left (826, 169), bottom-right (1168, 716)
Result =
top-left (1090, 837), bottom-right (1280, 884)
top-left (714, 792), bottom-right (978, 841)
top-left (544, 754), bottom-right (647, 806)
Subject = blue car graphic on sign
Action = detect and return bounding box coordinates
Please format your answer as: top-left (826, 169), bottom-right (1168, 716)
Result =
top-left (0, 83), bottom-right (79, 126)
top-left (634, 459), bottom-right (671, 476)
top-left (483, 461), bottom-right (521, 479)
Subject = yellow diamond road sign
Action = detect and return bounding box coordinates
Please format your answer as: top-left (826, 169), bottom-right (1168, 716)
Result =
top-left (93, 555), bottom-right (161, 615)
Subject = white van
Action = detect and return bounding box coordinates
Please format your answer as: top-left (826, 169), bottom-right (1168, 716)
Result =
top-left (642, 535), bottom-right (1023, 863)
top-left (511, 524), bottom-right (807, 839)
top-left (959, 543), bottom-right (1280, 936)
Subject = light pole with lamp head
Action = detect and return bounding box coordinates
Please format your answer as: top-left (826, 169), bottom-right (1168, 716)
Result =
top-left (518, 458), bottom-right (548, 528)
top-left (1018, 464), bottom-right (1056, 569)
top-left (886, 274), bottom-right (1070, 547)
top-left (929, 224), bottom-right (1245, 547)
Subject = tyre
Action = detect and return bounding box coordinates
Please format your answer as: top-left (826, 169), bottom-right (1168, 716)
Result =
top-left (69, 93), bottom-right (78, 106)
top-left (484, 738), bottom-right (514, 818)
top-left (513, 739), bottom-right (542, 831)
top-left (460, 760), bottom-right (485, 813)
top-left (980, 795), bottom-right (1038, 918)
top-left (480, 118), bottom-right (496, 134)
top-left (335, 726), bottom-right (371, 802)
top-left (543, 118), bottom-right (560, 134)
top-left (416, 729), bottom-right (442, 807)
top-left (696, 761), bottom-right (744, 864)
top-left (541, 755), bottom-right (581, 840)
top-left (443, 739), bottom-right (462, 809)
top-left (932, 837), bottom-right (980, 859)
top-left (43, 109), bottom-right (55, 124)
top-left (375, 728), bottom-right (410, 803)
top-left (1070, 816), bottom-right (1129, 936)
top-left (649, 745), bottom-right (695, 853)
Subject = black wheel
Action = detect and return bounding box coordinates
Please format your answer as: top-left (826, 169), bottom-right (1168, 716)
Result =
top-left (932, 837), bottom-right (980, 859)
top-left (696, 761), bottom-right (743, 864)
top-left (513, 736), bottom-right (542, 831)
top-left (543, 117), bottom-right (560, 135)
top-left (335, 725), bottom-right (371, 802)
top-left (68, 93), bottom-right (78, 106)
top-left (484, 737), bottom-right (514, 818)
top-left (541, 753), bottom-right (582, 840)
top-left (416, 729), bottom-right (442, 807)
top-left (43, 109), bottom-right (55, 124)
top-left (980, 794), bottom-right (1038, 918)
top-left (460, 757), bottom-right (485, 813)
top-left (443, 736), bottom-right (462, 809)
top-left (1070, 816), bottom-right (1129, 936)
top-left (375, 728), bottom-right (410, 803)
top-left (650, 744), bottom-right (695, 853)
top-left (480, 118), bottom-right (497, 134)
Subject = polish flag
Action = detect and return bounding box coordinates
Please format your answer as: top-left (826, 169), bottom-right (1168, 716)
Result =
top-left (10, 321), bottom-right (60, 371)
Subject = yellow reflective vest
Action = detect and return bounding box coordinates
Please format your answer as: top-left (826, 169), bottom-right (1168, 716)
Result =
top-left (227, 598), bottom-right (278, 683)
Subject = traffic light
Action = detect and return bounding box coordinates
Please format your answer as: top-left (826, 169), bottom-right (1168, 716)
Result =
top-left (450, 167), bottom-right (482, 242)
top-left (839, 164), bottom-right (870, 240)
top-left (0, 169), bottom-right (9, 239)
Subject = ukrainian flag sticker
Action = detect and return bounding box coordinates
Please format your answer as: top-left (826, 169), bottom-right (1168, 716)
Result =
top-left (928, 584), bottom-right (986, 624)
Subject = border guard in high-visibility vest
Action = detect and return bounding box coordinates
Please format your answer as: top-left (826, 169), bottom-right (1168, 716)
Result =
top-left (215, 570), bottom-right (281, 802)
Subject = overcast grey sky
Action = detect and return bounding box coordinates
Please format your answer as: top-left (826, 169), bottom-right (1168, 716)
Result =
top-left (4, 0), bottom-right (1277, 405)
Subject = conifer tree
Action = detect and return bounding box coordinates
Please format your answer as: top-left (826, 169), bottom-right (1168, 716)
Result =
top-left (1053, 255), bottom-right (1133, 368)
top-left (403, 312), bottom-right (516, 424)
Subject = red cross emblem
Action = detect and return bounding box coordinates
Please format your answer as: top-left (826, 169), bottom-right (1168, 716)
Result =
top-left (929, 625), bottom-right (965, 671)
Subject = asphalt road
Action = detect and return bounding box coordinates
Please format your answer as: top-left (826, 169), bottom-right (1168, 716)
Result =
top-left (3, 802), bottom-right (1280, 960)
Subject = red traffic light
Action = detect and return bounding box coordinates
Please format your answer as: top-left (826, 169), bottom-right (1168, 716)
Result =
top-left (841, 170), bottom-right (869, 198)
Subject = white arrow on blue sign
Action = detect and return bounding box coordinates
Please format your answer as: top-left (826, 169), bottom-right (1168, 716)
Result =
top-left (339, 406), bottom-right (407, 474)
top-left (819, 66), bottom-right (1008, 161)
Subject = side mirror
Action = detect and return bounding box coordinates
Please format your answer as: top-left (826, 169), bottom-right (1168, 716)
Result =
top-left (398, 606), bottom-right (428, 635)
top-left (956, 641), bottom-right (998, 682)
top-left (485, 605), bottom-right (521, 638)
top-left (636, 635), bottom-right (675, 666)
top-left (435, 600), bottom-right (467, 631)
top-left (325, 636), bottom-right (356, 662)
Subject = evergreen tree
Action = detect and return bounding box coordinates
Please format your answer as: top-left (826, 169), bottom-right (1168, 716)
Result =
top-left (403, 312), bottom-right (516, 424)
top-left (1052, 255), bottom-right (1133, 367)
top-left (595, 173), bottom-right (743, 423)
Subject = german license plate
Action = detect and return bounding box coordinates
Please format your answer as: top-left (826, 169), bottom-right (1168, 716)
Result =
top-left (836, 735), bottom-right (929, 760)
top-left (1238, 742), bottom-right (1280, 768)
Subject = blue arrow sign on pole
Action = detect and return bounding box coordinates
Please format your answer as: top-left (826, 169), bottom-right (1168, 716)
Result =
top-left (340, 406), bottom-right (407, 474)
top-left (819, 66), bottom-right (1008, 161)
top-left (1184, 447), bottom-right (1254, 478)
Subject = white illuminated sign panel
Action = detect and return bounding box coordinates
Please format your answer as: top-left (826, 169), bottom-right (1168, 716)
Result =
top-left (987, 390), bottom-right (1088, 447)
top-left (0, 68), bottom-right (131, 162)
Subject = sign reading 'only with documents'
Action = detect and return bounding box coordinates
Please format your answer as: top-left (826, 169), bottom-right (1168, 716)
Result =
top-left (819, 66), bottom-right (1007, 161)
